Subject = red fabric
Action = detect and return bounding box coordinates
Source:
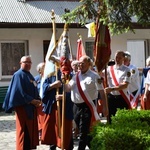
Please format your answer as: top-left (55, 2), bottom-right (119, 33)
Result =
top-left (36, 105), bottom-right (45, 131)
top-left (60, 56), bottom-right (72, 79)
top-left (41, 103), bottom-right (72, 150)
top-left (141, 93), bottom-right (150, 110)
top-left (130, 94), bottom-right (140, 108)
top-left (94, 22), bottom-right (111, 72)
top-left (15, 106), bottom-right (39, 150)
top-left (97, 99), bottom-right (103, 113)
top-left (76, 38), bottom-right (86, 60)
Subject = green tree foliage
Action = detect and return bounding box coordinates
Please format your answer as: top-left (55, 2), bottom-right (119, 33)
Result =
top-left (62, 0), bottom-right (150, 35)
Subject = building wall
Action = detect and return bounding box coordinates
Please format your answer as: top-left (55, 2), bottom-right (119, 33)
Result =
top-left (111, 29), bottom-right (150, 58)
top-left (0, 28), bottom-right (150, 86)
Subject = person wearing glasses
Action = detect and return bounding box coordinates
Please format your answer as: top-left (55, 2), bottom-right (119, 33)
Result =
top-left (3, 55), bottom-right (41, 150)
top-left (64, 55), bottom-right (108, 150)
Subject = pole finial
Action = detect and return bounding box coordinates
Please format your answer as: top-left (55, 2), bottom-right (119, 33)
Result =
top-left (77, 33), bottom-right (82, 39)
top-left (51, 9), bottom-right (55, 20)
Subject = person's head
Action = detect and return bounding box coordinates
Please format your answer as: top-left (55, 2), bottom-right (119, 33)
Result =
top-left (78, 55), bottom-right (91, 74)
top-left (114, 50), bottom-right (125, 66)
top-left (124, 51), bottom-right (131, 66)
top-left (71, 60), bottom-right (79, 73)
top-left (36, 62), bottom-right (45, 76)
top-left (108, 59), bottom-right (115, 66)
top-left (146, 56), bottom-right (150, 67)
top-left (20, 55), bottom-right (32, 72)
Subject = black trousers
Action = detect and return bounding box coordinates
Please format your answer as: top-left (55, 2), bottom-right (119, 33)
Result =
top-left (73, 102), bottom-right (93, 150)
top-left (107, 93), bottom-right (129, 124)
top-left (132, 90), bottom-right (138, 96)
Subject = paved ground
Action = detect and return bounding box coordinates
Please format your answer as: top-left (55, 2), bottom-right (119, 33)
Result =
top-left (0, 103), bottom-right (140, 150)
top-left (0, 100), bottom-right (141, 150)
top-left (0, 111), bottom-right (91, 150)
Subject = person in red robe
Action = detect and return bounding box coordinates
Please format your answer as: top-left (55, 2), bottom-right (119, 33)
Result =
top-left (2, 55), bottom-right (41, 150)
top-left (40, 70), bottom-right (74, 150)
top-left (34, 62), bottom-right (45, 140)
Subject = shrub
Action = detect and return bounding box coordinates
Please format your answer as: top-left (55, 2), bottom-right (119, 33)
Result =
top-left (90, 109), bottom-right (150, 150)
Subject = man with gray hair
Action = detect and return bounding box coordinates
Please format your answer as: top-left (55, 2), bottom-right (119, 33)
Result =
top-left (65, 55), bottom-right (108, 149)
top-left (3, 55), bottom-right (41, 150)
top-left (124, 51), bottom-right (140, 108)
top-left (71, 60), bottom-right (79, 75)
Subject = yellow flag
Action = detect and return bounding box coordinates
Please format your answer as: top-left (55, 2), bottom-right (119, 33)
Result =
top-left (85, 22), bottom-right (96, 37)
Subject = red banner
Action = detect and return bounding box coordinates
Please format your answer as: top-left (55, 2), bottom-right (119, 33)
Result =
top-left (94, 22), bottom-right (111, 72)
top-left (76, 38), bottom-right (86, 60)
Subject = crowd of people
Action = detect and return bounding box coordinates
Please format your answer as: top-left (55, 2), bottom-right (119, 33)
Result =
top-left (2, 50), bottom-right (150, 150)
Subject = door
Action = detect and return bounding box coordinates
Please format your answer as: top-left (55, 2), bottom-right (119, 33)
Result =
top-left (127, 40), bottom-right (146, 68)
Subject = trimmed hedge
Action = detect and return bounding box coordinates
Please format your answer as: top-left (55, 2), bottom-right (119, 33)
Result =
top-left (90, 109), bottom-right (150, 150)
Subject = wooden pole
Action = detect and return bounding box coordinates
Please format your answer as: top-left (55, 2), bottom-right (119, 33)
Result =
top-left (104, 66), bottom-right (109, 121)
top-left (51, 10), bottom-right (61, 138)
top-left (61, 23), bottom-right (69, 150)
top-left (61, 78), bottom-right (66, 150)
top-left (68, 32), bottom-right (73, 60)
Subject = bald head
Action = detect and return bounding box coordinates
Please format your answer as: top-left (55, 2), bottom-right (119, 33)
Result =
top-left (79, 55), bottom-right (91, 63)
top-left (20, 55), bottom-right (32, 71)
top-left (20, 55), bottom-right (32, 63)
top-left (78, 55), bottom-right (91, 74)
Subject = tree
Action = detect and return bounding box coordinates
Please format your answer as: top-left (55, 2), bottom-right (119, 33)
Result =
top-left (62, 0), bottom-right (150, 35)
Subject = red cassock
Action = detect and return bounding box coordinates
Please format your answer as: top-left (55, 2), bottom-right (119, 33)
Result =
top-left (41, 103), bottom-right (72, 150)
top-left (36, 105), bottom-right (45, 131)
top-left (15, 106), bottom-right (39, 150)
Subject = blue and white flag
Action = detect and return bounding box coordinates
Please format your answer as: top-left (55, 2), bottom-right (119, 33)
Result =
top-left (39, 32), bottom-right (56, 98)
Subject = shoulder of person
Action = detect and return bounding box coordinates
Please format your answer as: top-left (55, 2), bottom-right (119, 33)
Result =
top-left (90, 69), bottom-right (100, 76)
top-left (122, 65), bottom-right (130, 70)
top-left (34, 74), bottom-right (40, 80)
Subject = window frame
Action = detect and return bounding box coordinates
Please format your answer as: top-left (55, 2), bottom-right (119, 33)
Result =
top-left (0, 40), bottom-right (28, 80)
top-left (85, 41), bottom-right (94, 59)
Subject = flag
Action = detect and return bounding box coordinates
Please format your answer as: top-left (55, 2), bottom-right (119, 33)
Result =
top-left (85, 22), bottom-right (96, 37)
top-left (39, 31), bottom-right (56, 98)
top-left (45, 23), bottom-right (72, 81)
top-left (76, 38), bottom-right (86, 60)
top-left (58, 24), bottom-right (72, 80)
top-left (94, 22), bottom-right (111, 72)
top-left (44, 33), bottom-right (56, 78)
top-left (56, 23), bottom-right (72, 149)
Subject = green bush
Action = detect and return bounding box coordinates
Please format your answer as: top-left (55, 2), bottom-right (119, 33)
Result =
top-left (90, 109), bottom-right (150, 150)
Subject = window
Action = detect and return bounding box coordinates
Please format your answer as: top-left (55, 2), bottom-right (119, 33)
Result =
top-left (43, 39), bottom-right (58, 61)
top-left (43, 40), bottom-right (50, 61)
top-left (85, 41), bottom-right (94, 59)
top-left (0, 41), bottom-right (28, 80)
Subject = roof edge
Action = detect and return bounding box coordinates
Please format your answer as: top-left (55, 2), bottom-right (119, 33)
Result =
top-left (0, 23), bottom-right (84, 28)
top-left (0, 22), bottom-right (149, 29)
